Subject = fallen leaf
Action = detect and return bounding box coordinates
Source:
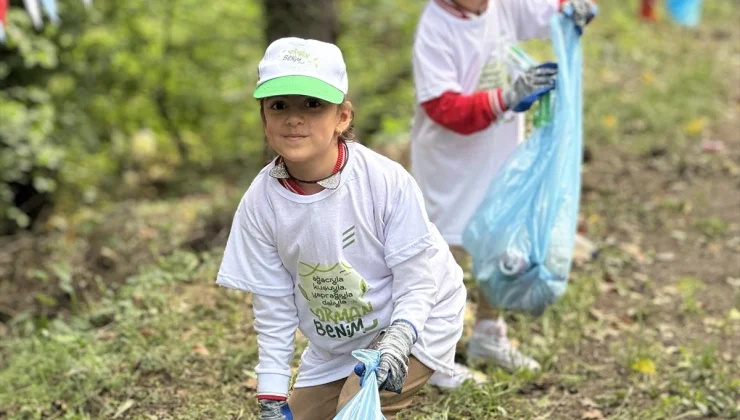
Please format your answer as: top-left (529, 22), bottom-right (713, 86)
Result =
top-left (652, 295), bottom-right (673, 306)
top-left (138, 226), bottom-right (157, 240)
top-left (181, 329), bottom-right (194, 340)
top-left (641, 72), bottom-right (655, 85)
top-left (602, 115), bottom-right (617, 129)
top-left (631, 359), bottom-right (656, 375)
top-left (470, 369), bottom-right (489, 385)
top-left (620, 243), bottom-right (645, 263)
top-left (722, 157), bottom-right (740, 176)
top-left (589, 308), bottom-right (605, 321)
top-left (243, 377), bottom-right (258, 391)
top-left (683, 118), bottom-right (707, 135)
top-left (113, 399), bottom-right (136, 419)
top-left (728, 308), bottom-right (740, 322)
top-left (193, 344), bottom-right (210, 357)
top-left (599, 69), bottom-right (619, 83)
top-left (702, 317), bottom-right (723, 328)
top-left (96, 329), bottom-right (118, 341)
top-left (599, 282), bottom-right (617, 294)
top-left (671, 230), bottom-right (687, 241)
top-left (580, 398), bottom-right (598, 408)
top-left (707, 242), bottom-right (723, 254)
top-left (633, 272), bottom-right (649, 283)
top-left (65, 367), bottom-right (89, 377)
top-left (581, 408), bottom-right (605, 419)
top-left (661, 285), bottom-right (681, 296)
top-left (587, 213), bottom-right (601, 225)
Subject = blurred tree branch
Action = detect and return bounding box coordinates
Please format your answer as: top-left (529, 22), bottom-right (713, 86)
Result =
top-left (154, 0), bottom-right (189, 163)
top-left (354, 66), bottom-right (413, 142)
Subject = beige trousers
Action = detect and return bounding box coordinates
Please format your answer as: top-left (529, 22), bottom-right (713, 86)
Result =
top-left (288, 356), bottom-right (434, 420)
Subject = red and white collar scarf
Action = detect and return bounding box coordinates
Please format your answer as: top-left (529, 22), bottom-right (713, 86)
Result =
top-left (269, 141), bottom-right (348, 195)
top-left (436, 0), bottom-right (488, 19)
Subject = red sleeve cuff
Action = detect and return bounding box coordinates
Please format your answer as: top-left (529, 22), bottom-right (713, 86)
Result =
top-left (421, 90), bottom-right (499, 135)
top-left (257, 395), bottom-right (288, 401)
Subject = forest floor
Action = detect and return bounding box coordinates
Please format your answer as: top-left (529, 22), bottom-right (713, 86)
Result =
top-left (1, 2), bottom-right (738, 419)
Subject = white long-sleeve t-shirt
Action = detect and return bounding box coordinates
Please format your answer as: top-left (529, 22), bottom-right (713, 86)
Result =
top-left (217, 142), bottom-right (466, 397)
top-left (410, 0), bottom-right (560, 246)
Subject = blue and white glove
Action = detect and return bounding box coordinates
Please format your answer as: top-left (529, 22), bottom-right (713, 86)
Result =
top-left (503, 62), bottom-right (558, 113)
top-left (259, 398), bottom-right (293, 420)
top-left (354, 319), bottom-right (417, 393)
top-left (561, 0), bottom-right (598, 35)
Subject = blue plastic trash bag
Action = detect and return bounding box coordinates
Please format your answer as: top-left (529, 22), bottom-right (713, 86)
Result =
top-left (462, 15), bottom-right (583, 317)
top-left (333, 349), bottom-right (385, 420)
top-left (666, 0), bottom-right (703, 27)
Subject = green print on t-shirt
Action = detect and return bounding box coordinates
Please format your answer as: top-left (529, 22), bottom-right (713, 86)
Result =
top-left (298, 261), bottom-right (379, 339)
top-left (478, 60), bottom-right (509, 91)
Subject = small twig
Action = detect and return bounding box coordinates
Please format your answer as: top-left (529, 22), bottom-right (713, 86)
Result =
top-left (672, 410), bottom-right (703, 420)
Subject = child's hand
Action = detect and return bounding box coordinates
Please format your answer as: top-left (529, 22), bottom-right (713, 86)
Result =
top-left (355, 319), bottom-right (417, 393)
top-left (259, 398), bottom-right (293, 420)
top-left (503, 63), bottom-right (558, 113)
top-left (561, 0), bottom-right (598, 35)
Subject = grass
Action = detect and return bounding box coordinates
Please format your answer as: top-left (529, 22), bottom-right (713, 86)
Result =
top-left (1, 0), bottom-right (740, 419)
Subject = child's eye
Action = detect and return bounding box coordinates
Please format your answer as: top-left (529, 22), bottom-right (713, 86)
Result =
top-left (305, 98), bottom-right (323, 108)
top-left (269, 101), bottom-right (287, 110)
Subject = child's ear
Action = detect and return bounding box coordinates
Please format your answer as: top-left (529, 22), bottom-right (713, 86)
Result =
top-left (336, 101), bottom-right (353, 132)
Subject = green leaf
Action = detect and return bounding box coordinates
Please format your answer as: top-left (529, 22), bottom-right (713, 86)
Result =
top-left (35, 293), bottom-right (57, 307)
top-left (298, 285), bottom-right (310, 301)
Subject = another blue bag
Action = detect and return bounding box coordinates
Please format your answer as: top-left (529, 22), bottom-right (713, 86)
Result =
top-left (462, 15), bottom-right (583, 317)
top-left (333, 350), bottom-right (385, 420)
top-left (666, 0), bottom-right (703, 27)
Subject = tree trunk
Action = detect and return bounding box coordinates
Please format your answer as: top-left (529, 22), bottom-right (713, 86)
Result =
top-left (263, 0), bottom-right (338, 45)
top-left (260, 0), bottom-right (338, 164)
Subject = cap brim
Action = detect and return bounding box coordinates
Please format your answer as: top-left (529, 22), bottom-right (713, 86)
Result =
top-left (253, 75), bottom-right (345, 104)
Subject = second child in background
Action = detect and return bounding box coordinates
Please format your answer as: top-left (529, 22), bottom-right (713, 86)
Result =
top-left (410, 0), bottom-right (596, 389)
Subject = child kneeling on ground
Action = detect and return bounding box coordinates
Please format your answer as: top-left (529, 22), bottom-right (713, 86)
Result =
top-left (217, 37), bottom-right (467, 420)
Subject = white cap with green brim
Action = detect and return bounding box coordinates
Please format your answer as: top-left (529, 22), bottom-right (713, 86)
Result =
top-left (254, 37), bottom-right (348, 105)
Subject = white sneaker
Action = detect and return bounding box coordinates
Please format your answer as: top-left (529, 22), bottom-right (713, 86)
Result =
top-left (466, 318), bottom-right (541, 373)
top-left (427, 363), bottom-right (486, 390)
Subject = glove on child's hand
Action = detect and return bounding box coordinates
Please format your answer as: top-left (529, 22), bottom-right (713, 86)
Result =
top-left (503, 62), bottom-right (558, 113)
top-left (354, 319), bottom-right (417, 393)
top-left (562, 0), bottom-right (598, 35)
top-left (259, 398), bottom-right (293, 420)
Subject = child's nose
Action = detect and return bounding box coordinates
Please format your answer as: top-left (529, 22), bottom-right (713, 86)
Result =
top-left (285, 111), bottom-right (305, 126)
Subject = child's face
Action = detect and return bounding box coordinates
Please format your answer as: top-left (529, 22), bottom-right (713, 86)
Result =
top-left (453, 0), bottom-right (488, 13)
top-left (262, 95), bottom-right (352, 163)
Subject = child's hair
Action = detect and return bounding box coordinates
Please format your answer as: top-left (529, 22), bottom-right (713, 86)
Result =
top-left (259, 99), bottom-right (356, 143)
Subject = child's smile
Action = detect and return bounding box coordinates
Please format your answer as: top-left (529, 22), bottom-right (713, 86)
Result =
top-left (262, 94), bottom-right (351, 181)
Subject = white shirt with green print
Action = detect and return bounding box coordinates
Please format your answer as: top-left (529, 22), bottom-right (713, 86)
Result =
top-left (217, 142), bottom-right (466, 397)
